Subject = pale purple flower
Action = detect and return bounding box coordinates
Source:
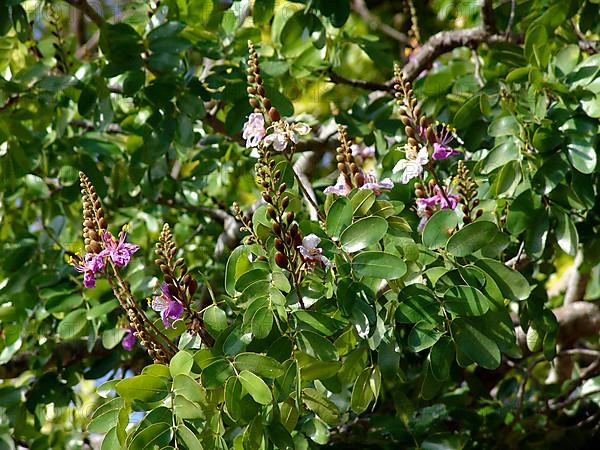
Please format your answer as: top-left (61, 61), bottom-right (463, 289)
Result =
top-left (360, 171), bottom-right (394, 196)
top-left (242, 113), bottom-right (266, 148)
top-left (351, 144), bottom-right (375, 160)
top-left (264, 121), bottom-right (310, 152)
top-left (431, 123), bottom-right (462, 160)
top-left (151, 282), bottom-right (184, 328)
top-left (324, 173), bottom-right (352, 196)
top-left (298, 234), bottom-right (333, 269)
top-left (393, 145), bottom-right (429, 184)
top-left (122, 327), bottom-right (136, 351)
top-left (70, 252), bottom-right (104, 288)
top-left (415, 183), bottom-right (460, 231)
top-left (99, 226), bottom-right (139, 268)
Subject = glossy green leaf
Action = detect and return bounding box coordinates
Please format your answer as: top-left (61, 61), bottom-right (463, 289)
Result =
top-left (451, 317), bottom-right (501, 370)
top-left (474, 258), bottom-right (531, 301)
top-left (234, 353), bottom-right (284, 378)
top-left (340, 216), bottom-right (388, 252)
top-left (115, 375), bottom-right (168, 403)
top-left (443, 285), bottom-right (490, 316)
top-left (326, 196), bottom-right (352, 239)
top-left (351, 251), bottom-right (407, 279)
top-left (446, 221), bottom-right (498, 257)
top-left (238, 370), bottom-right (272, 405)
top-left (422, 209), bottom-right (458, 249)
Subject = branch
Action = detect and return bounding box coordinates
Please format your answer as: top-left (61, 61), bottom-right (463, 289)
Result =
top-left (63, 0), bottom-right (105, 27)
top-left (327, 69), bottom-right (393, 92)
top-left (481, 0), bottom-right (496, 34)
top-left (351, 0), bottom-right (411, 45)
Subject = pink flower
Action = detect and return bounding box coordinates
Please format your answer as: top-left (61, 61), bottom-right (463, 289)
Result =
top-left (431, 123), bottom-right (462, 160)
top-left (298, 234), bottom-right (333, 269)
top-left (122, 327), bottom-right (136, 351)
top-left (324, 174), bottom-right (352, 196)
top-left (415, 183), bottom-right (460, 231)
top-left (242, 113), bottom-right (266, 148)
top-left (351, 144), bottom-right (375, 160)
top-left (151, 283), bottom-right (184, 328)
top-left (360, 171), bottom-right (394, 196)
top-left (70, 252), bottom-right (104, 288)
top-left (99, 227), bottom-right (140, 268)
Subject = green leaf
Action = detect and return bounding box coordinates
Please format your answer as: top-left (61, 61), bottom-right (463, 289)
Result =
top-left (446, 221), bottom-right (498, 257)
top-left (303, 388), bottom-right (340, 425)
top-left (238, 370), bottom-right (273, 405)
top-left (326, 197), bottom-right (352, 239)
top-left (225, 246), bottom-right (251, 296)
top-left (428, 336), bottom-right (454, 381)
top-left (88, 398), bottom-right (123, 433)
top-left (173, 374), bottom-right (203, 403)
top-left (352, 251), bottom-right (407, 279)
top-left (225, 376), bottom-right (244, 421)
top-left (253, 0), bottom-right (275, 25)
top-left (422, 209), bottom-right (458, 249)
top-left (396, 284), bottom-right (441, 325)
top-left (349, 188), bottom-right (376, 216)
top-left (488, 116), bottom-right (521, 137)
top-left (234, 353), bottom-right (285, 378)
top-left (267, 422), bottom-right (294, 450)
top-left (351, 367), bottom-right (374, 414)
top-left (408, 322), bottom-right (443, 352)
top-left (566, 137), bottom-right (597, 174)
top-left (169, 350), bottom-right (193, 378)
top-left (115, 375), bottom-right (169, 403)
top-left (177, 424), bottom-right (203, 450)
top-left (443, 285), bottom-right (490, 317)
top-left (297, 331), bottom-right (338, 361)
top-left (57, 309), bottom-right (88, 340)
top-left (474, 258), bottom-right (531, 301)
top-left (251, 306), bottom-right (273, 339)
top-left (553, 208), bottom-right (579, 255)
top-left (201, 359), bottom-right (234, 389)
top-left (203, 305), bottom-right (228, 337)
top-left (340, 216), bottom-right (388, 252)
top-left (174, 395), bottom-right (204, 419)
top-left (128, 421), bottom-right (173, 450)
top-left (451, 317), bottom-right (501, 370)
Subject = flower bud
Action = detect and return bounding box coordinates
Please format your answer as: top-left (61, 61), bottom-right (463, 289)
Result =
top-left (476, 209), bottom-right (483, 218)
top-left (164, 274), bottom-right (174, 285)
top-left (272, 222), bottom-right (281, 235)
top-left (160, 264), bottom-right (170, 274)
top-left (286, 211), bottom-right (294, 223)
top-left (463, 216), bottom-right (472, 224)
top-left (274, 170), bottom-right (281, 180)
top-left (249, 98), bottom-right (259, 108)
top-left (281, 196), bottom-right (290, 209)
top-left (275, 252), bottom-right (288, 269)
top-left (473, 199), bottom-right (480, 207)
top-left (275, 238), bottom-right (285, 252)
top-left (278, 183), bottom-right (287, 194)
top-left (269, 108), bottom-right (281, 122)
top-left (263, 99), bottom-right (271, 110)
top-left (462, 204), bottom-right (469, 214)
top-left (415, 189), bottom-right (424, 198)
top-left (247, 75), bottom-right (256, 83)
top-left (188, 279), bottom-right (198, 297)
top-left (290, 223), bottom-right (299, 237)
top-left (257, 86), bottom-right (266, 96)
top-left (262, 192), bottom-right (273, 204)
top-left (247, 86), bottom-right (256, 95)
top-left (257, 255), bottom-right (267, 262)
top-left (267, 206), bottom-right (277, 220)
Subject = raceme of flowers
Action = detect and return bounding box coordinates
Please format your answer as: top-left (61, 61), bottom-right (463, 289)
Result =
top-left (242, 112), bottom-right (310, 152)
top-left (415, 182), bottom-right (460, 232)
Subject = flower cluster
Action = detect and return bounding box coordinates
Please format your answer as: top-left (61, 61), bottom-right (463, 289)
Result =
top-left (242, 112), bottom-right (310, 152)
top-left (70, 226), bottom-right (139, 289)
top-left (415, 181), bottom-right (460, 231)
top-left (324, 126), bottom-right (394, 197)
top-left (393, 144), bottom-right (429, 184)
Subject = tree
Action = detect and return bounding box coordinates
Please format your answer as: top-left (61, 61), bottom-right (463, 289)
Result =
top-left (0, 0), bottom-right (599, 448)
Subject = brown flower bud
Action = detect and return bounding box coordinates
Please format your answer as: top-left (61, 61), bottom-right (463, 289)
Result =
top-left (155, 258), bottom-right (163, 266)
top-left (175, 257), bottom-right (185, 267)
top-left (164, 274), bottom-right (174, 285)
top-left (274, 170), bottom-right (281, 180)
top-left (286, 211), bottom-right (294, 223)
top-left (267, 207), bottom-right (277, 220)
top-left (473, 199), bottom-right (480, 207)
top-left (262, 192), bottom-right (273, 204)
top-left (415, 189), bottom-right (424, 198)
top-left (426, 126), bottom-right (435, 144)
top-left (257, 255), bottom-right (267, 261)
top-left (405, 126), bottom-right (415, 138)
top-left (188, 279), bottom-right (198, 296)
top-left (255, 75), bottom-right (262, 85)
top-left (269, 108), bottom-right (281, 122)
top-left (160, 264), bottom-right (170, 274)
top-left (476, 209), bottom-right (483, 218)
top-left (247, 86), bottom-right (256, 95)
top-left (290, 223), bottom-right (299, 237)
top-left (272, 222), bottom-right (281, 235)
top-left (275, 252), bottom-right (288, 269)
top-left (263, 99), bottom-right (271, 110)
top-left (462, 205), bottom-right (469, 214)
top-left (281, 196), bottom-right (290, 209)
top-left (400, 116), bottom-right (411, 126)
top-left (247, 75), bottom-right (256, 84)
top-left (278, 183), bottom-right (287, 194)
top-left (257, 86), bottom-right (266, 96)
top-left (463, 216), bottom-right (472, 224)
top-left (275, 238), bottom-right (285, 252)
top-left (249, 98), bottom-right (260, 108)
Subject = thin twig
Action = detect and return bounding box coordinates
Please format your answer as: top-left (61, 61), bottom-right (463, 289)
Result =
top-left (63, 0), bottom-right (105, 26)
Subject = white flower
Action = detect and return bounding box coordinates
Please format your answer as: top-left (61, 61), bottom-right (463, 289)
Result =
top-left (392, 145), bottom-right (429, 184)
top-left (298, 234), bottom-right (333, 269)
top-left (351, 144), bottom-right (376, 159)
top-left (263, 120), bottom-right (310, 152)
top-left (242, 113), bottom-right (266, 148)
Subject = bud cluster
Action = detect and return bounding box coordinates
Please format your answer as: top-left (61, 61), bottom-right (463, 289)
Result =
top-left (456, 161), bottom-right (483, 223)
top-left (335, 125), bottom-right (362, 188)
top-left (247, 41), bottom-right (280, 122)
top-left (394, 64), bottom-right (428, 150)
top-left (79, 172), bottom-right (107, 254)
